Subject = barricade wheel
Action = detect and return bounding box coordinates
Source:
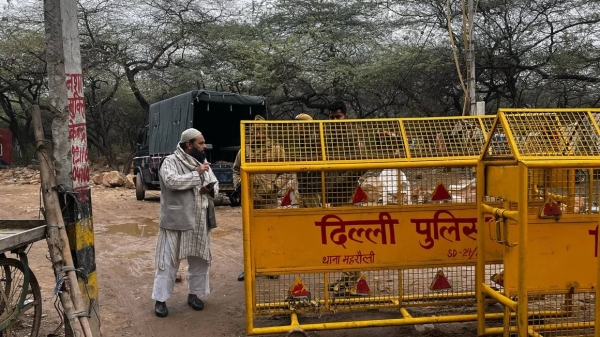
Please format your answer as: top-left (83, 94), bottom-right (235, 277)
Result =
top-left (286, 328), bottom-right (308, 337)
top-left (0, 258), bottom-right (42, 337)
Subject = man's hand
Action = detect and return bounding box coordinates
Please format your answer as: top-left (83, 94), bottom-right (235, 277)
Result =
top-left (200, 185), bottom-right (214, 194)
top-left (196, 162), bottom-right (211, 175)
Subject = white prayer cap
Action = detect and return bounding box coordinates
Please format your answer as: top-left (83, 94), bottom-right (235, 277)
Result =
top-left (180, 128), bottom-right (202, 143)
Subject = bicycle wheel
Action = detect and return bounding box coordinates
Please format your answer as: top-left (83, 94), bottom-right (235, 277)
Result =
top-left (0, 258), bottom-right (42, 337)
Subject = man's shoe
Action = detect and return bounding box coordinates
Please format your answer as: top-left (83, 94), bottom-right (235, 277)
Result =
top-left (187, 294), bottom-right (204, 311)
top-left (238, 272), bottom-right (244, 281)
top-left (155, 301), bottom-right (168, 317)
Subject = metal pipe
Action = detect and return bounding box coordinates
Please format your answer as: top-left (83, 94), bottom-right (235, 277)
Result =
top-left (525, 160), bottom-right (600, 169)
top-left (397, 269), bottom-right (403, 308)
top-left (240, 115), bottom-right (498, 125)
top-left (241, 160), bottom-right (479, 173)
top-left (241, 171), bottom-right (254, 334)
top-left (597, 203), bottom-right (600, 337)
top-left (255, 291), bottom-right (487, 310)
top-left (249, 312), bottom-right (551, 335)
top-left (290, 313), bottom-right (299, 327)
top-left (400, 308), bottom-right (412, 318)
top-left (398, 121), bottom-right (412, 159)
top-left (476, 162), bottom-right (487, 335)
top-left (530, 321), bottom-right (594, 332)
top-left (481, 203), bottom-right (520, 223)
top-left (498, 108), bottom-right (600, 113)
top-left (517, 162), bottom-right (529, 337)
top-left (481, 284), bottom-right (517, 311)
top-left (588, 169), bottom-right (594, 214)
top-left (480, 160), bottom-right (520, 166)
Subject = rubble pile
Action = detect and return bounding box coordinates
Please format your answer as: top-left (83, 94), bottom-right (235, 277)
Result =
top-left (91, 171), bottom-right (135, 189)
top-left (0, 166), bottom-right (41, 185)
top-left (0, 166), bottom-right (135, 189)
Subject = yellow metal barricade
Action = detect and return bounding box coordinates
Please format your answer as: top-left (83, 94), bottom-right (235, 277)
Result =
top-left (477, 108), bottom-right (600, 337)
top-left (241, 115), bottom-right (510, 335)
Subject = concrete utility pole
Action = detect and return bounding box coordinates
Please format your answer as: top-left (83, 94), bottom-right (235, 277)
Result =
top-left (43, 0), bottom-right (100, 335)
top-left (466, 0), bottom-right (477, 116)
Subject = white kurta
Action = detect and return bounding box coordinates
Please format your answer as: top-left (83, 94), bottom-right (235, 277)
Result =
top-left (155, 160), bottom-right (219, 270)
top-left (152, 153), bottom-right (219, 302)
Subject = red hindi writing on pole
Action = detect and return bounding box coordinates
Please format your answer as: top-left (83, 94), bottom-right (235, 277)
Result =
top-left (72, 163), bottom-right (89, 187)
top-left (68, 123), bottom-right (86, 142)
top-left (66, 73), bottom-right (84, 94)
top-left (72, 145), bottom-right (88, 165)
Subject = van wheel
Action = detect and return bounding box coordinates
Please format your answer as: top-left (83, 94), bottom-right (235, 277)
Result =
top-left (136, 172), bottom-right (146, 200)
top-left (229, 191), bottom-right (241, 207)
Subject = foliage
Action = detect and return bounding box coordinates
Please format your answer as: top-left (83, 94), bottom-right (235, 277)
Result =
top-left (0, 0), bottom-right (598, 169)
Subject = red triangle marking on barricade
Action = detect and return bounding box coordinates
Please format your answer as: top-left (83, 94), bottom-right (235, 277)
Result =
top-left (431, 182), bottom-right (452, 201)
top-left (539, 201), bottom-right (562, 219)
top-left (352, 185), bottom-right (369, 204)
top-left (289, 277), bottom-right (309, 298)
top-left (429, 270), bottom-right (452, 291)
top-left (356, 276), bottom-right (371, 295)
top-left (281, 188), bottom-right (293, 206)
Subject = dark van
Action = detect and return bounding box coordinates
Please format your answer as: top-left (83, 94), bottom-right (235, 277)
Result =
top-left (133, 90), bottom-right (266, 202)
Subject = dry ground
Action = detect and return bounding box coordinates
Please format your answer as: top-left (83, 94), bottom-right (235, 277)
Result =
top-left (0, 183), bottom-right (483, 337)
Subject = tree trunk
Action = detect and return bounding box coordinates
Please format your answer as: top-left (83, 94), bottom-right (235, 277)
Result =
top-left (124, 68), bottom-right (150, 113)
top-left (121, 149), bottom-right (136, 175)
top-left (31, 105), bottom-right (92, 337)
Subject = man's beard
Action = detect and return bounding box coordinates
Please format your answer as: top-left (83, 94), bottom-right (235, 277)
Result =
top-left (190, 148), bottom-right (206, 163)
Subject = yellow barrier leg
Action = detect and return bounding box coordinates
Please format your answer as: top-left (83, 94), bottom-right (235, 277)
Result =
top-left (241, 172), bottom-right (254, 334)
top-left (476, 162), bottom-right (487, 335)
top-left (596, 206), bottom-right (600, 337)
top-left (518, 162), bottom-right (529, 337)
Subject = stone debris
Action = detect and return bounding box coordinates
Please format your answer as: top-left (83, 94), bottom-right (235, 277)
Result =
top-left (0, 167), bottom-right (135, 189)
top-left (0, 166), bottom-right (41, 185)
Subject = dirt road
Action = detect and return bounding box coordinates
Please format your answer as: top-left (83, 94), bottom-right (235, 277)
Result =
top-left (0, 183), bottom-right (481, 337)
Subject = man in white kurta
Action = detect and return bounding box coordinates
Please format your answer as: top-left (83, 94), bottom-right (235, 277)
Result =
top-left (152, 128), bottom-right (218, 317)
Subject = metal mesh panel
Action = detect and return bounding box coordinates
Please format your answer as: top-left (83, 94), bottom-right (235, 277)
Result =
top-left (244, 122), bottom-right (322, 163)
top-left (243, 116), bottom-right (496, 165)
top-left (252, 167), bottom-right (479, 209)
top-left (324, 169), bottom-right (416, 207)
top-left (482, 116), bottom-right (496, 135)
top-left (528, 168), bottom-right (600, 215)
top-left (254, 273), bottom-right (325, 315)
top-left (402, 118), bottom-right (486, 158)
top-left (402, 264), bottom-right (503, 306)
top-left (503, 111), bottom-right (600, 157)
top-left (484, 121), bottom-right (513, 159)
top-left (250, 172), bottom-right (286, 209)
top-left (327, 270), bottom-right (399, 311)
top-left (254, 265), bottom-right (504, 315)
top-left (403, 167), bottom-right (476, 204)
top-left (508, 292), bottom-right (595, 336)
top-left (323, 120), bottom-right (406, 161)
